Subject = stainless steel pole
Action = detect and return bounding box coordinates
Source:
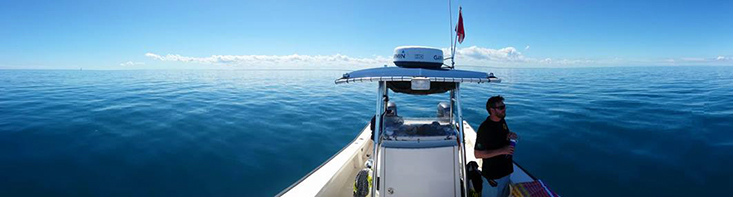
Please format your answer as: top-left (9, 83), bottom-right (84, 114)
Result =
top-left (371, 81), bottom-right (385, 197)
top-left (455, 83), bottom-right (468, 195)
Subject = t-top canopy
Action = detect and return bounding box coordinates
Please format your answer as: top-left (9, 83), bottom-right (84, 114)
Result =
top-left (335, 67), bottom-right (501, 84)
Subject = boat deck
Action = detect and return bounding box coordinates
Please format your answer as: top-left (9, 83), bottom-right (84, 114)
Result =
top-left (278, 121), bottom-right (535, 197)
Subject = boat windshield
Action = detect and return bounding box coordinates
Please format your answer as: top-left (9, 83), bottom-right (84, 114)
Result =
top-left (381, 117), bottom-right (456, 139)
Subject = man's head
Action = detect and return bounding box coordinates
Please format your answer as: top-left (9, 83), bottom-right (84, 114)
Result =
top-left (485, 95), bottom-right (506, 119)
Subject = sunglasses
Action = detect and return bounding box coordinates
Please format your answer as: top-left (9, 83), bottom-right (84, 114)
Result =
top-left (493, 105), bottom-right (506, 110)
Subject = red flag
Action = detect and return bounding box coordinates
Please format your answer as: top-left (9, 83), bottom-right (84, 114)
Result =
top-left (456, 8), bottom-right (465, 44)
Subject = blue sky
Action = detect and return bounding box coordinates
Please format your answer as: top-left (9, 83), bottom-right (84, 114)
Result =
top-left (1, 0), bottom-right (731, 69)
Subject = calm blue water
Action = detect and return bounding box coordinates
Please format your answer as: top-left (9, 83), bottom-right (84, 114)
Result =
top-left (1, 67), bottom-right (732, 196)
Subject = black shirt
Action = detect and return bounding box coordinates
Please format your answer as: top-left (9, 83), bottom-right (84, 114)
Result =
top-left (474, 117), bottom-right (513, 179)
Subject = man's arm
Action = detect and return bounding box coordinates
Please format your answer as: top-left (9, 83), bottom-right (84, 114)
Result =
top-left (474, 146), bottom-right (513, 159)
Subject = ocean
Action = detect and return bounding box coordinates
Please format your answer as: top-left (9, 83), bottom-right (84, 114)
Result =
top-left (1, 66), bottom-right (732, 196)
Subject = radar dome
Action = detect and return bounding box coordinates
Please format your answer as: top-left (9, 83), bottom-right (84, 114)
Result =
top-left (393, 46), bottom-right (444, 69)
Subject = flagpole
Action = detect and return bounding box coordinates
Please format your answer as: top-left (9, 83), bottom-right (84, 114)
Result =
top-left (451, 6), bottom-right (462, 69)
top-left (448, 0), bottom-right (454, 69)
top-left (452, 34), bottom-right (457, 69)
top-left (451, 38), bottom-right (456, 69)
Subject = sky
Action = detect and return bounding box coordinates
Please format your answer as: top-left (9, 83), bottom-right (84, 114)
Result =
top-left (1, 0), bottom-right (731, 69)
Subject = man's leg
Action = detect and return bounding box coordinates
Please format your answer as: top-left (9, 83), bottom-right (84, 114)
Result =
top-left (480, 176), bottom-right (494, 197)
top-left (494, 175), bottom-right (511, 197)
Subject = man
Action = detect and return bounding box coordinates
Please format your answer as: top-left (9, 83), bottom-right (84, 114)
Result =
top-left (474, 95), bottom-right (518, 197)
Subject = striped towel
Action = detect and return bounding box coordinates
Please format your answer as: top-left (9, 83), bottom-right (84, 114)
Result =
top-left (510, 180), bottom-right (559, 197)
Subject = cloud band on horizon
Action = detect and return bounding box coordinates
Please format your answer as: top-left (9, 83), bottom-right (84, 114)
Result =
top-left (145, 46), bottom-right (732, 68)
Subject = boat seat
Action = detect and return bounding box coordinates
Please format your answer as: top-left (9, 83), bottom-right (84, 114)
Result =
top-left (381, 138), bottom-right (457, 148)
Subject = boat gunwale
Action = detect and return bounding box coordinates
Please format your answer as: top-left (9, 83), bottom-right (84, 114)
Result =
top-left (276, 123), bottom-right (371, 196)
top-left (512, 161), bottom-right (538, 181)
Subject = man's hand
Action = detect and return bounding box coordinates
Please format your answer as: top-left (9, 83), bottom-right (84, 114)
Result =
top-left (507, 132), bottom-right (518, 140)
top-left (500, 145), bottom-right (515, 155)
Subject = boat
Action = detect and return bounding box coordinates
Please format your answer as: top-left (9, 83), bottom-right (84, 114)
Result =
top-left (277, 46), bottom-right (558, 197)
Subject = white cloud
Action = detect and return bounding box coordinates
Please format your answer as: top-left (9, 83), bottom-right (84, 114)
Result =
top-left (144, 52), bottom-right (391, 68)
top-left (652, 56), bottom-right (733, 66)
top-left (120, 61), bottom-right (145, 66)
top-left (672, 56), bottom-right (733, 63)
top-left (145, 48), bottom-right (733, 68)
top-left (443, 46), bottom-right (526, 62)
top-left (525, 45), bottom-right (530, 50)
top-left (442, 46), bottom-right (599, 66)
top-left (680, 57), bottom-right (706, 62)
top-left (146, 47), bottom-right (601, 68)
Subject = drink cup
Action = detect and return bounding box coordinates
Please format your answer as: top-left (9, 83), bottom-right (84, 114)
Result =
top-left (507, 139), bottom-right (517, 158)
